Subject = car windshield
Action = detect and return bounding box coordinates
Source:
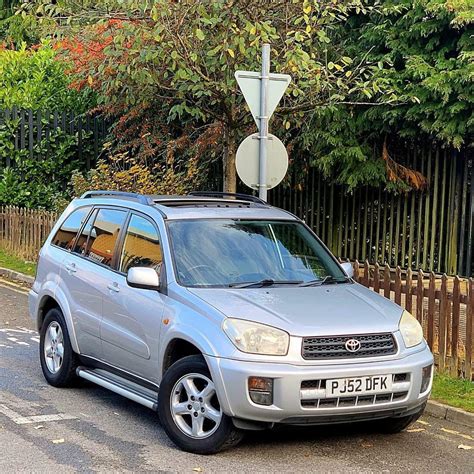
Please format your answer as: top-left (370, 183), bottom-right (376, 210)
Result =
top-left (167, 219), bottom-right (347, 288)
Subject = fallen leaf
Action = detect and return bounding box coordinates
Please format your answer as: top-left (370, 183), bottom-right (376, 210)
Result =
top-left (441, 428), bottom-right (459, 435)
top-left (34, 425), bottom-right (44, 430)
top-left (407, 428), bottom-right (425, 433)
top-left (114, 412), bottom-right (120, 416)
top-left (458, 444), bottom-right (473, 450)
top-left (52, 438), bottom-right (65, 444)
top-left (192, 468), bottom-right (203, 472)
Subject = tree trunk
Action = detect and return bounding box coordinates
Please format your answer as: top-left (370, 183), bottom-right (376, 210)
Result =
top-left (223, 126), bottom-right (237, 193)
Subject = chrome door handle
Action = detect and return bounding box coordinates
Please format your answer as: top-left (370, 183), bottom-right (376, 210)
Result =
top-left (107, 282), bottom-right (120, 293)
top-left (65, 263), bottom-right (77, 273)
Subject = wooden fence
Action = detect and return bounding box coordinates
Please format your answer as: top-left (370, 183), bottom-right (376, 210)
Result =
top-left (269, 148), bottom-right (473, 277)
top-left (353, 261), bottom-right (473, 380)
top-left (0, 206), bottom-right (58, 262)
top-left (1, 205), bottom-right (472, 379)
top-left (0, 108), bottom-right (108, 170)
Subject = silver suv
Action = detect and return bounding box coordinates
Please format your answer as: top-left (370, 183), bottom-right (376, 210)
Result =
top-left (29, 191), bottom-right (433, 454)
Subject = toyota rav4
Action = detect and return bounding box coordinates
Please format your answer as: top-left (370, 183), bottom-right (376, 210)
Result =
top-left (29, 190), bottom-right (433, 454)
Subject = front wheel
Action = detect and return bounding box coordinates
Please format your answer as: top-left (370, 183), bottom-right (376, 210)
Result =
top-left (158, 355), bottom-right (243, 454)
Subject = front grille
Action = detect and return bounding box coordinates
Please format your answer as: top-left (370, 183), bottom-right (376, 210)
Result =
top-left (300, 374), bottom-right (410, 409)
top-left (302, 333), bottom-right (397, 360)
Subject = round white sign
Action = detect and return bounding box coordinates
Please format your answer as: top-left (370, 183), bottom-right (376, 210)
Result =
top-left (236, 133), bottom-right (288, 190)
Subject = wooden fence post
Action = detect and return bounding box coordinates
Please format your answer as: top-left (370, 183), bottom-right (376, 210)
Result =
top-left (374, 262), bottom-right (380, 293)
top-left (364, 260), bottom-right (370, 287)
top-left (416, 269), bottom-right (424, 324)
top-left (438, 274), bottom-right (448, 372)
top-left (353, 260), bottom-right (360, 283)
top-left (427, 272), bottom-right (436, 350)
top-left (466, 279), bottom-right (473, 380)
top-left (384, 264), bottom-right (391, 299)
top-left (406, 268), bottom-right (413, 313)
top-left (451, 276), bottom-right (460, 376)
top-left (394, 266), bottom-right (402, 305)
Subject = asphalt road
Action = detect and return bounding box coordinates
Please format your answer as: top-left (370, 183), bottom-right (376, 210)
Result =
top-left (1, 279), bottom-right (473, 473)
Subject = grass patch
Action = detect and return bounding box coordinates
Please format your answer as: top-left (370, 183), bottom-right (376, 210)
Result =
top-left (0, 248), bottom-right (37, 277)
top-left (432, 373), bottom-right (474, 413)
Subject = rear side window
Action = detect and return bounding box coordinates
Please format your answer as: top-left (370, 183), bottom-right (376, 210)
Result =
top-left (52, 207), bottom-right (91, 250)
top-left (73, 209), bottom-right (97, 256)
top-left (119, 214), bottom-right (162, 274)
top-left (85, 208), bottom-right (127, 268)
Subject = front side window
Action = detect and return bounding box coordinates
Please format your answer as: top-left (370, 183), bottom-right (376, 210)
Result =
top-left (52, 207), bottom-right (91, 250)
top-left (167, 219), bottom-right (346, 287)
top-left (119, 215), bottom-right (162, 274)
top-left (85, 208), bottom-right (127, 268)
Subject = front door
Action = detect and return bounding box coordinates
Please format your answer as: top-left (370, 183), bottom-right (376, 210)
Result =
top-left (100, 213), bottom-right (165, 384)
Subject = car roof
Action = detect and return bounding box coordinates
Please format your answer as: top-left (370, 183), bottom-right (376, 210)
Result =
top-left (73, 190), bottom-right (298, 221)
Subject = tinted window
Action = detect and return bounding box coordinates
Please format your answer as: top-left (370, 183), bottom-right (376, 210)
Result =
top-left (52, 207), bottom-right (91, 250)
top-left (73, 209), bottom-right (97, 255)
top-left (85, 208), bottom-right (127, 268)
top-left (119, 215), bottom-right (162, 274)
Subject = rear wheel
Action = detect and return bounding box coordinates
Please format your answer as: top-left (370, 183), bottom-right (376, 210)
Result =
top-left (158, 355), bottom-right (243, 454)
top-left (39, 308), bottom-right (78, 387)
top-left (373, 403), bottom-right (426, 433)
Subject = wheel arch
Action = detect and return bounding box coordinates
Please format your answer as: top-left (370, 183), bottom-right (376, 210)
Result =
top-left (37, 288), bottom-right (80, 353)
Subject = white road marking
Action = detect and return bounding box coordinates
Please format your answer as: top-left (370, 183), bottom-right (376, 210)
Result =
top-left (31, 337), bottom-right (40, 343)
top-left (16, 326), bottom-right (36, 333)
top-left (7, 337), bottom-right (18, 342)
top-left (0, 404), bottom-right (77, 425)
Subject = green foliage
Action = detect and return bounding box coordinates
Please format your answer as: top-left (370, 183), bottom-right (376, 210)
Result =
top-left (13, 0), bottom-right (473, 192)
top-left (28, 0), bottom-right (399, 191)
top-left (0, 42), bottom-right (93, 112)
top-left (0, 119), bottom-right (86, 209)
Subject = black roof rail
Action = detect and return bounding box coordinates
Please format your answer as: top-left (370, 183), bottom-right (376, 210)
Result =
top-left (188, 191), bottom-right (267, 205)
top-left (80, 190), bottom-right (153, 206)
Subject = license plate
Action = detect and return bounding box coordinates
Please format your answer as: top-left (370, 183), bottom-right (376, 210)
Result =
top-left (326, 375), bottom-right (392, 397)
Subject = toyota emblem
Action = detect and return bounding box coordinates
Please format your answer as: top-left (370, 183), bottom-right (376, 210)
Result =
top-left (345, 338), bottom-right (361, 353)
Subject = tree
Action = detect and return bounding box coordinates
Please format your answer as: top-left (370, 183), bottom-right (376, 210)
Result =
top-left (296, 0), bottom-right (473, 190)
top-left (23, 0), bottom-right (399, 192)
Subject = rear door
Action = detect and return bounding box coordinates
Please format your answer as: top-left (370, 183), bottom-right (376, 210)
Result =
top-left (62, 207), bottom-right (127, 358)
top-left (100, 212), bottom-right (165, 383)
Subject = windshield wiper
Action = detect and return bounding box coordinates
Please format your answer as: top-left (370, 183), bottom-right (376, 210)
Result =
top-left (299, 275), bottom-right (351, 287)
top-left (229, 279), bottom-right (303, 289)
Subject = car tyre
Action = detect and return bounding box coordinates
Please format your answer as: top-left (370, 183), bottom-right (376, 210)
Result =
top-left (39, 307), bottom-right (79, 387)
top-left (374, 403), bottom-right (426, 434)
top-left (158, 355), bottom-right (243, 454)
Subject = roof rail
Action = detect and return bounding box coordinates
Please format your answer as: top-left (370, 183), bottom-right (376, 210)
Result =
top-left (188, 191), bottom-right (267, 205)
top-left (80, 190), bottom-right (152, 206)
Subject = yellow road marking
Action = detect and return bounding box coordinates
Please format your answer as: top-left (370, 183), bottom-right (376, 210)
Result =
top-left (0, 278), bottom-right (29, 295)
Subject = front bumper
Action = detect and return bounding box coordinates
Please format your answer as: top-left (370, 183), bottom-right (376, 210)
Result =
top-left (206, 346), bottom-right (433, 425)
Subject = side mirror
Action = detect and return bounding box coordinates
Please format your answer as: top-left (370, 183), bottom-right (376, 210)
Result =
top-left (340, 262), bottom-right (354, 278)
top-left (126, 267), bottom-right (160, 290)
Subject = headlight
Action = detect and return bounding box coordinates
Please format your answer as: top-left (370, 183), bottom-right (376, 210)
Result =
top-left (223, 318), bottom-right (289, 355)
top-left (399, 310), bottom-right (423, 348)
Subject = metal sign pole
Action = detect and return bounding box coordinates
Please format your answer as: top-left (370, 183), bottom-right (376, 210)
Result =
top-left (258, 44), bottom-right (270, 201)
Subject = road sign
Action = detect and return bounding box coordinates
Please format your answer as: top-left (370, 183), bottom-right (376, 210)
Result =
top-left (235, 70), bottom-right (291, 129)
top-left (236, 133), bottom-right (288, 190)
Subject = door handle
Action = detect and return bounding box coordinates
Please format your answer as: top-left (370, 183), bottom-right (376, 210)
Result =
top-left (65, 262), bottom-right (77, 274)
top-left (107, 282), bottom-right (120, 293)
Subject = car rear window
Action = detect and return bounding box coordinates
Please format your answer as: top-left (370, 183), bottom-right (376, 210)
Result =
top-left (52, 207), bottom-right (91, 250)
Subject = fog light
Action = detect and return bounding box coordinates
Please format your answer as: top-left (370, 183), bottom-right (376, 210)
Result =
top-left (248, 376), bottom-right (273, 406)
top-left (420, 364), bottom-right (433, 394)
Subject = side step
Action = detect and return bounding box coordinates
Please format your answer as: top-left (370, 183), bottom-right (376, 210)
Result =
top-left (76, 367), bottom-right (158, 411)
